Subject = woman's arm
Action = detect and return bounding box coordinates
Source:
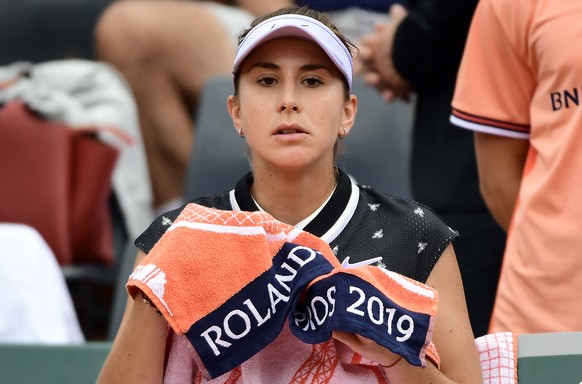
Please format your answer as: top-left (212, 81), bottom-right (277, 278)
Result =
top-left (97, 251), bottom-right (168, 384)
top-left (386, 245), bottom-right (482, 383)
top-left (334, 245), bottom-right (483, 383)
top-left (428, 244), bottom-right (483, 381)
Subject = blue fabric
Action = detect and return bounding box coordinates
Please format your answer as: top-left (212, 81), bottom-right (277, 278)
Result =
top-left (294, 272), bottom-right (432, 367)
top-left (186, 242), bottom-right (433, 379)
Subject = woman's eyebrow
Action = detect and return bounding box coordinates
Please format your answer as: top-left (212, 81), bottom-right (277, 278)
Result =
top-left (247, 62), bottom-right (330, 72)
top-left (300, 63), bottom-right (328, 72)
top-left (248, 62), bottom-right (279, 71)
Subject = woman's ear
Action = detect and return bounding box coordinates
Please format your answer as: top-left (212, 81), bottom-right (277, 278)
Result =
top-left (341, 94), bottom-right (358, 137)
top-left (228, 95), bottom-right (242, 134)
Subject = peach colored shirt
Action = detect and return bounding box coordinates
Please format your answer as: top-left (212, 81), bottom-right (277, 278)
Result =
top-left (451, 0), bottom-right (582, 333)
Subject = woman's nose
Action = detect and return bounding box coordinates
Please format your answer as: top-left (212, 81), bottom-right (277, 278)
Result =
top-left (280, 104), bottom-right (299, 112)
top-left (278, 84), bottom-right (300, 113)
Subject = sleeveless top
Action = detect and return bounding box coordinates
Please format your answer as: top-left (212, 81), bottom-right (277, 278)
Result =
top-left (136, 169), bottom-right (457, 284)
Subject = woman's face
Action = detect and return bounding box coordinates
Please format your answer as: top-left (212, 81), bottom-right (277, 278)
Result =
top-left (229, 37), bottom-right (356, 173)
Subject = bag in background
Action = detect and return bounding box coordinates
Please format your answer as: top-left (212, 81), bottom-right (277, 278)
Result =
top-left (0, 101), bottom-right (118, 265)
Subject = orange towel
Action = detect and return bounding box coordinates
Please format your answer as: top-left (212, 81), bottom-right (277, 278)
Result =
top-left (127, 203), bottom-right (439, 379)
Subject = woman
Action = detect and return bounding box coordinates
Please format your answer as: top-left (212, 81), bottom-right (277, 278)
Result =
top-left (98, 6), bottom-right (483, 383)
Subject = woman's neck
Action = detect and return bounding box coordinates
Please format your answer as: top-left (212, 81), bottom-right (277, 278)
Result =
top-left (250, 166), bottom-right (338, 226)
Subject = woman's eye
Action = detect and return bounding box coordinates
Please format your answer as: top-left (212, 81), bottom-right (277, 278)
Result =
top-left (257, 75), bottom-right (277, 86)
top-left (303, 76), bottom-right (323, 87)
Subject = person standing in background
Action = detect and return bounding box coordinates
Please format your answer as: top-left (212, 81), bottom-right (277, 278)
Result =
top-left (359, 0), bottom-right (506, 337)
top-left (451, 0), bottom-right (582, 334)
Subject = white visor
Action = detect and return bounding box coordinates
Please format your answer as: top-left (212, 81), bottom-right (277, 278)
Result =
top-left (232, 14), bottom-right (353, 90)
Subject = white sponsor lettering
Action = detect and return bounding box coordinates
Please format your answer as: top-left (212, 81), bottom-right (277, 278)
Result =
top-left (200, 326), bottom-right (232, 356)
top-left (199, 245), bottom-right (320, 355)
top-left (346, 285), bottom-right (415, 342)
top-left (294, 284), bottom-right (417, 343)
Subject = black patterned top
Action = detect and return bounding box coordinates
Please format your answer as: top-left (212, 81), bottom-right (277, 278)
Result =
top-left (135, 169), bottom-right (457, 284)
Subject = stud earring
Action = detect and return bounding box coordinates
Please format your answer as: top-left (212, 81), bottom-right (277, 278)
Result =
top-left (239, 128), bottom-right (245, 138)
top-left (339, 127), bottom-right (347, 139)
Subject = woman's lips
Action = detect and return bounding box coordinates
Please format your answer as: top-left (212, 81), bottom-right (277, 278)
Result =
top-left (277, 128), bottom-right (301, 134)
top-left (275, 124), bottom-right (306, 135)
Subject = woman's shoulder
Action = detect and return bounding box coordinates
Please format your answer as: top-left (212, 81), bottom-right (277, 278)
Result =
top-left (338, 184), bottom-right (458, 282)
top-left (357, 184), bottom-right (451, 229)
top-left (191, 191), bottom-right (232, 210)
top-left (134, 191), bottom-right (232, 254)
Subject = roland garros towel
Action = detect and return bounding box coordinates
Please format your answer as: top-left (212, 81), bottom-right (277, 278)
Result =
top-left (127, 203), bottom-right (439, 380)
